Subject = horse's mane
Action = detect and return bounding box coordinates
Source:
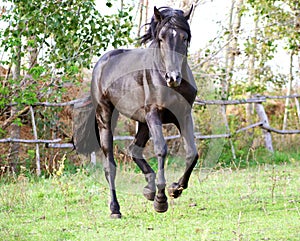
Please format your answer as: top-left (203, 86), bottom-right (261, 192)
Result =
top-left (140, 7), bottom-right (191, 45)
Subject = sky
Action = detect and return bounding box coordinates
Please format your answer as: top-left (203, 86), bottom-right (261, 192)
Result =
top-left (152, 0), bottom-right (231, 53)
top-left (97, 0), bottom-right (231, 52)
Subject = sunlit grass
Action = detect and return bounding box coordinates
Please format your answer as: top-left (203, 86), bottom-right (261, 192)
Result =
top-left (0, 162), bottom-right (299, 240)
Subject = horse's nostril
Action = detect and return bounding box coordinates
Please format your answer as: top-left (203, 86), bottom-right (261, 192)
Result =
top-left (165, 72), bottom-right (182, 87)
top-left (165, 72), bottom-right (178, 82)
top-left (165, 72), bottom-right (171, 81)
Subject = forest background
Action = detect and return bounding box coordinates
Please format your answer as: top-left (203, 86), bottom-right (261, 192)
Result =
top-left (0, 0), bottom-right (299, 174)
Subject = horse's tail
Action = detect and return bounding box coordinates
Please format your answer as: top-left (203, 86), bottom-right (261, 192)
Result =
top-left (73, 96), bottom-right (100, 154)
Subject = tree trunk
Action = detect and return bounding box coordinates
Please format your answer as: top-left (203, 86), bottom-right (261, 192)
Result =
top-left (28, 36), bottom-right (38, 68)
top-left (145, 0), bottom-right (149, 24)
top-left (8, 44), bottom-right (22, 173)
top-left (246, 10), bottom-right (259, 131)
top-left (221, 0), bottom-right (243, 160)
top-left (137, 0), bottom-right (144, 39)
top-left (294, 4), bottom-right (300, 126)
top-left (295, 53), bottom-right (300, 124)
top-left (120, 0), bottom-right (124, 11)
top-left (282, 52), bottom-right (294, 130)
top-left (223, 0), bottom-right (243, 99)
top-left (245, 9), bottom-right (259, 145)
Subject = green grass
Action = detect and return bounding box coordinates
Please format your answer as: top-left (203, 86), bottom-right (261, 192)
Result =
top-left (0, 163), bottom-right (299, 241)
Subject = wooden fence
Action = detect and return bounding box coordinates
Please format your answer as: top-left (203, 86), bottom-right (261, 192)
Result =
top-left (1, 94), bottom-right (300, 175)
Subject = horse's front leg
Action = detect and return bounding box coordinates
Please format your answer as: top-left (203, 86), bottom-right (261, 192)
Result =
top-left (128, 122), bottom-right (156, 201)
top-left (168, 113), bottom-right (199, 199)
top-left (146, 108), bottom-right (168, 213)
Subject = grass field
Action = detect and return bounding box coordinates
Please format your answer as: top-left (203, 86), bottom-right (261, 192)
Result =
top-left (0, 162), bottom-right (299, 241)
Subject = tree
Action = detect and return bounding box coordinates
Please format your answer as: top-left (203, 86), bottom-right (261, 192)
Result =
top-left (223, 0), bottom-right (244, 100)
top-left (242, 0), bottom-right (300, 130)
top-left (0, 0), bottom-right (133, 170)
top-left (190, 0), bottom-right (300, 160)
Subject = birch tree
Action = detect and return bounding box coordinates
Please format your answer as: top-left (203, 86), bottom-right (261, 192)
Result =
top-left (223, 0), bottom-right (244, 100)
top-left (0, 0), bottom-right (133, 169)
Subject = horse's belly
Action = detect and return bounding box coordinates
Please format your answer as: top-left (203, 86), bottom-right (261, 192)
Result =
top-left (109, 91), bottom-right (147, 123)
top-left (121, 108), bottom-right (146, 123)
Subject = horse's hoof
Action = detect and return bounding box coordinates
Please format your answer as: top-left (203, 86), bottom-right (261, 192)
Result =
top-left (110, 213), bottom-right (122, 219)
top-left (168, 182), bottom-right (184, 199)
top-left (153, 195), bottom-right (168, 213)
top-left (143, 186), bottom-right (156, 201)
top-left (154, 199), bottom-right (168, 213)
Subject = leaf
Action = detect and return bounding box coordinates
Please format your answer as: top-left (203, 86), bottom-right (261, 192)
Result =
top-left (29, 66), bottom-right (46, 79)
top-left (106, 1), bottom-right (112, 8)
top-left (13, 118), bottom-right (23, 127)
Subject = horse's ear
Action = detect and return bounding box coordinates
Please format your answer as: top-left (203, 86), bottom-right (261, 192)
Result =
top-left (184, 5), bottom-right (193, 20)
top-left (154, 6), bottom-right (162, 22)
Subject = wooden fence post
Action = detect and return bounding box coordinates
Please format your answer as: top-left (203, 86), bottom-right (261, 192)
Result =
top-left (255, 100), bottom-right (274, 152)
top-left (295, 97), bottom-right (300, 125)
top-left (30, 106), bottom-right (41, 176)
top-left (221, 105), bottom-right (236, 159)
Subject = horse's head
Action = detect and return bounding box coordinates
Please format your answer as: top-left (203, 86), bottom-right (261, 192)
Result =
top-left (153, 6), bottom-right (193, 87)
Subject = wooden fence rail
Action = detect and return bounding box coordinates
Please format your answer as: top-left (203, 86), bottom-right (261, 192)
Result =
top-left (1, 94), bottom-right (299, 175)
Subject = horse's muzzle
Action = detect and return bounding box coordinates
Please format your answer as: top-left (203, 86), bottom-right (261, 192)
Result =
top-left (165, 71), bottom-right (182, 87)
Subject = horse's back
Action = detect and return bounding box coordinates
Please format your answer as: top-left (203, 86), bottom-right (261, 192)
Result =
top-left (93, 48), bottom-right (151, 75)
top-left (92, 48), bottom-right (151, 89)
top-left (91, 48), bottom-right (150, 121)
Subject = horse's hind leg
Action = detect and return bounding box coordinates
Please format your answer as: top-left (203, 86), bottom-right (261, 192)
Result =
top-left (128, 122), bottom-right (156, 201)
top-left (95, 103), bottom-right (121, 218)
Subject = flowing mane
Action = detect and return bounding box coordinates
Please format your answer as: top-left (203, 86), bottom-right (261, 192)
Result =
top-left (140, 7), bottom-right (191, 45)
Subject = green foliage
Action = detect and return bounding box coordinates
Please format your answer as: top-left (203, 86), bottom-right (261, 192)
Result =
top-left (0, 0), bottom-right (134, 168)
top-left (0, 82), bottom-right (10, 109)
top-left (192, 0), bottom-right (300, 98)
top-left (218, 144), bottom-right (300, 169)
top-left (0, 0), bottom-right (133, 69)
top-left (0, 0), bottom-right (133, 109)
top-left (28, 66), bottom-right (46, 80)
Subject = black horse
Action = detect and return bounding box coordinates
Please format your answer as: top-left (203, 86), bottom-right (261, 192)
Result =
top-left (74, 6), bottom-right (199, 218)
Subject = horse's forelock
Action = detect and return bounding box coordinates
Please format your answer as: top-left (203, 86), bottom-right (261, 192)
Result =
top-left (163, 15), bottom-right (191, 42)
top-left (140, 7), bottom-right (191, 45)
